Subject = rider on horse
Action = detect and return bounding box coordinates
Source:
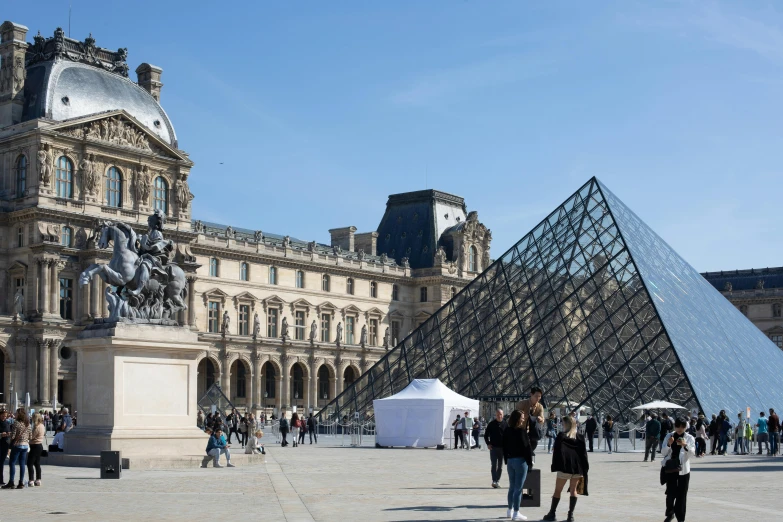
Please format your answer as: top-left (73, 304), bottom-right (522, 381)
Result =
top-left (129, 209), bottom-right (173, 295)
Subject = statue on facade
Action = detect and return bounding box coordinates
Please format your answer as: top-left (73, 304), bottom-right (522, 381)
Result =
top-left (175, 177), bottom-right (194, 211)
top-left (358, 249), bottom-right (366, 261)
top-left (333, 245), bottom-right (341, 256)
top-left (380, 253), bottom-right (388, 264)
top-left (254, 230), bottom-right (264, 243)
top-left (13, 289), bottom-right (24, 321)
top-left (383, 327), bottom-right (390, 350)
top-left (79, 210), bottom-right (187, 322)
top-left (307, 240), bottom-right (316, 252)
top-left (80, 154), bottom-right (98, 196)
top-left (135, 165), bottom-right (151, 205)
top-left (225, 226), bottom-right (234, 239)
top-left (12, 57), bottom-right (25, 92)
top-left (281, 317), bottom-right (289, 340)
top-left (37, 144), bottom-right (52, 186)
top-left (253, 312), bottom-right (261, 339)
top-left (360, 324), bottom-right (368, 347)
top-left (724, 282), bottom-right (733, 292)
top-left (335, 322), bottom-right (342, 346)
top-left (434, 246), bottom-right (447, 265)
top-left (309, 320), bottom-right (317, 344)
top-left (282, 236), bottom-right (291, 249)
top-left (221, 310), bottom-right (230, 336)
top-left (401, 257), bottom-right (410, 268)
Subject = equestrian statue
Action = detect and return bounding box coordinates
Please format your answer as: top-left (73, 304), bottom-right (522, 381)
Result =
top-left (79, 209), bottom-right (188, 321)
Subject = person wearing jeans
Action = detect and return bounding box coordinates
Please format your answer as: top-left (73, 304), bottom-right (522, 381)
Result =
top-left (502, 409), bottom-right (533, 521)
top-left (205, 428), bottom-right (234, 468)
top-left (26, 413), bottom-right (45, 487)
top-left (484, 408), bottom-right (507, 489)
top-left (0, 410), bottom-right (12, 486)
top-left (756, 412), bottom-right (769, 455)
top-left (768, 409), bottom-right (780, 456)
top-left (2, 411), bottom-right (32, 489)
top-left (734, 413), bottom-right (746, 454)
top-left (645, 413), bottom-right (661, 462)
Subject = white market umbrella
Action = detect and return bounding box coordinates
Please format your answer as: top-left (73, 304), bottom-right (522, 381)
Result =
top-left (632, 400), bottom-right (688, 410)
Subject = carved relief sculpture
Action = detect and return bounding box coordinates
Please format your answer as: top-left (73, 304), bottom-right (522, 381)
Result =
top-left (310, 320), bottom-right (317, 344)
top-left (336, 322), bottom-right (343, 346)
top-left (360, 324), bottom-right (368, 347)
top-left (13, 289), bottom-right (25, 321)
top-left (84, 116), bottom-right (153, 152)
top-left (135, 165), bottom-right (151, 206)
top-left (253, 312), bottom-right (261, 339)
top-left (281, 317), bottom-right (289, 340)
top-left (221, 310), bottom-right (230, 336)
top-left (175, 177), bottom-right (194, 211)
top-left (13, 56), bottom-right (25, 92)
top-left (383, 327), bottom-right (390, 349)
top-left (80, 153), bottom-right (98, 196)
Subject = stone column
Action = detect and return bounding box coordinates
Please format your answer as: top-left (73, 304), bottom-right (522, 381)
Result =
top-left (330, 377), bottom-right (337, 402)
top-left (90, 273), bottom-right (100, 318)
top-left (25, 337), bottom-right (36, 402)
top-left (39, 259), bottom-right (50, 315)
top-left (49, 260), bottom-right (63, 317)
top-left (250, 354), bottom-right (260, 410)
top-left (336, 366), bottom-right (345, 396)
top-left (38, 339), bottom-right (50, 406)
top-left (276, 375), bottom-right (283, 412)
top-left (220, 353), bottom-right (231, 396)
top-left (310, 358), bottom-right (319, 410)
top-left (186, 276), bottom-right (197, 329)
top-left (281, 356), bottom-right (290, 409)
top-left (304, 376), bottom-right (312, 413)
top-left (101, 281), bottom-right (108, 317)
top-left (50, 339), bottom-right (60, 408)
top-left (80, 276), bottom-right (90, 321)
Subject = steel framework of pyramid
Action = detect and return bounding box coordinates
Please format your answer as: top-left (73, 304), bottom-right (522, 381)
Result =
top-left (319, 178), bottom-right (783, 422)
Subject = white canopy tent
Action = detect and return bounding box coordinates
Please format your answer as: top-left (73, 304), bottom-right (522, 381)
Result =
top-left (631, 401), bottom-right (688, 410)
top-left (373, 379), bottom-right (479, 448)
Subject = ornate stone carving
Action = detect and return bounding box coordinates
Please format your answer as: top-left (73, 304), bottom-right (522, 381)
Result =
top-left (383, 327), bottom-right (390, 349)
top-left (26, 28), bottom-right (130, 78)
top-left (307, 241), bottom-right (316, 252)
top-left (401, 257), bottom-right (410, 268)
top-left (221, 310), bottom-right (230, 336)
top-left (78, 210), bottom-right (187, 321)
top-left (37, 144), bottom-right (52, 186)
top-left (281, 317), bottom-right (289, 340)
top-left (380, 253), bottom-right (388, 264)
top-left (434, 246), bottom-right (447, 265)
top-left (358, 249), bottom-right (366, 261)
top-left (175, 177), bottom-right (194, 211)
top-left (724, 282), bottom-right (733, 292)
top-left (253, 312), bottom-right (261, 340)
top-left (12, 56), bottom-right (25, 92)
top-left (0, 55), bottom-right (10, 92)
top-left (335, 322), bottom-right (343, 346)
top-left (333, 245), bottom-right (342, 256)
top-left (79, 153), bottom-right (98, 196)
top-left (282, 236), bottom-right (291, 249)
top-left (82, 117), bottom-right (153, 151)
top-left (135, 165), bottom-right (151, 205)
top-left (756, 279), bottom-right (765, 290)
top-left (254, 230), bottom-right (264, 243)
top-left (13, 288), bottom-right (24, 321)
top-left (225, 226), bottom-right (234, 239)
top-left (360, 324), bottom-right (368, 347)
top-left (310, 320), bottom-right (317, 344)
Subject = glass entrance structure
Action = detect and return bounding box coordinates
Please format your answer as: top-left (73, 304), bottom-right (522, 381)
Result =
top-left (318, 178), bottom-right (783, 422)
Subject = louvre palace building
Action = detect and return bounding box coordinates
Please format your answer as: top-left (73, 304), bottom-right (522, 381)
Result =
top-left (0, 21), bottom-right (492, 415)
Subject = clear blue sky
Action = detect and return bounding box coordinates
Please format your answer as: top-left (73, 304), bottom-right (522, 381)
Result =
top-left (9, 1), bottom-right (783, 271)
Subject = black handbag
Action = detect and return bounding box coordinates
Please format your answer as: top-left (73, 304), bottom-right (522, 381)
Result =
top-left (663, 458), bottom-right (681, 473)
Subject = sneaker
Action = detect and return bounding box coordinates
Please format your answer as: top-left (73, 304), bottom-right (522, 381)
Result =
top-left (201, 456), bottom-right (211, 468)
top-left (214, 463), bottom-right (223, 468)
top-left (643, 459), bottom-right (648, 462)
top-left (511, 511), bottom-right (527, 521)
top-left (506, 509), bottom-right (512, 518)
top-left (34, 480), bottom-right (41, 487)
top-left (0, 483), bottom-right (14, 490)
top-left (226, 463), bottom-right (236, 468)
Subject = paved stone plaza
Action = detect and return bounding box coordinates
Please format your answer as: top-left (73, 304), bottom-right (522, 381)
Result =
top-left (1, 437), bottom-right (780, 521)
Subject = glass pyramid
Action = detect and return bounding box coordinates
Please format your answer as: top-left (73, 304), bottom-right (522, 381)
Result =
top-left (320, 178), bottom-right (783, 422)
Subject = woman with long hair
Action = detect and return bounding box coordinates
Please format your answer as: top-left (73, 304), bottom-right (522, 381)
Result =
top-left (543, 415), bottom-right (589, 521)
top-left (26, 413), bottom-right (46, 487)
top-left (501, 409), bottom-right (533, 521)
top-left (2, 410), bottom-right (31, 489)
top-left (291, 412), bottom-right (301, 448)
top-left (695, 415), bottom-right (707, 457)
top-left (603, 415), bottom-right (614, 454)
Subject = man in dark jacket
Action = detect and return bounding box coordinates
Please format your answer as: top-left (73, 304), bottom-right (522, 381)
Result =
top-left (768, 409), bottom-right (780, 456)
top-left (226, 408), bottom-right (241, 444)
top-left (307, 413), bottom-right (318, 444)
top-left (0, 410), bottom-right (13, 485)
top-left (584, 414), bottom-right (597, 452)
top-left (659, 413), bottom-right (673, 452)
top-left (644, 413), bottom-right (661, 461)
top-left (484, 408), bottom-right (507, 488)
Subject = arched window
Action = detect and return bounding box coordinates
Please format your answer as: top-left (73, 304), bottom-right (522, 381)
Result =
top-left (105, 166), bottom-right (122, 207)
top-left (153, 176), bottom-right (168, 213)
top-left (17, 226), bottom-right (23, 247)
top-left (240, 262), bottom-right (249, 281)
top-left (15, 155), bottom-right (26, 198)
top-left (292, 364), bottom-right (304, 401)
top-left (296, 270), bottom-right (304, 289)
top-left (344, 366), bottom-right (356, 387)
top-left (322, 274), bottom-right (330, 292)
top-left (370, 281), bottom-right (377, 298)
top-left (236, 363), bottom-right (246, 398)
top-left (392, 284), bottom-right (399, 301)
top-left (209, 258), bottom-right (219, 277)
top-left (264, 363), bottom-right (276, 399)
top-left (56, 156), bottom-right (73, 199)
top-left (346, 277), bottom-right (354, 295)
top-left (269, 266), bottom-right (278, 285)
top-left (318, 366), bottom-right (330, 400)
top-left (61, 226), bottom-right (72, 247)
top-left (205, 359), bottom-right (216, 389)
top-left (469, 245), bottom-right (478, 272)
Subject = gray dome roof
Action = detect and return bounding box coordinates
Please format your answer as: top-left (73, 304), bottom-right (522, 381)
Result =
top-left (23, 60), bottom-right (176, 146)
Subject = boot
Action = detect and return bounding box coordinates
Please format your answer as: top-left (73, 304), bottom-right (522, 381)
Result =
top-left (0, 481), bottom-right (14, 490)
top-left (566, 496), bottom-right (577, 521)
top-left (542, 496), bottom-right (560, 521)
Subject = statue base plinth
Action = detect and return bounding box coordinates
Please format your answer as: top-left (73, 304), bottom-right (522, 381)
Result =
top-left (65, 323), bottom-right (208, 457)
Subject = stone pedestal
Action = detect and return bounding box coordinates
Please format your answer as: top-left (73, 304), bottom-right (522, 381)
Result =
top-left (65, 322), bottom-right (208, 456)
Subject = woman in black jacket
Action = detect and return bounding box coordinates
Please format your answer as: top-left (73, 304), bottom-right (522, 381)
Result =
top-left (501, 409), bottom-right (534, 521)
top-left (543, 415), bottom-right (589, 522)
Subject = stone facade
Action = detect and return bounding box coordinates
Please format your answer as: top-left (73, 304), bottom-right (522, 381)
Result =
top-left (0, 22), bottom-right (491, 416)
top-left (702, 267), bottom-right (783, 351)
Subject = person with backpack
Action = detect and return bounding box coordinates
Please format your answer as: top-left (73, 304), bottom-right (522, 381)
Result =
top-left (298, 415), bottom-right (308, 445)
top-left (279, 413), bottom-right (290, 447)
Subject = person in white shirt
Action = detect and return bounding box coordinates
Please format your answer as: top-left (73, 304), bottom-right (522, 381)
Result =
top-left (49, 427), bottom-right (65, 452)
top-left (660, 417), bottom-right (695, 522)
top-left (245, 430), bottom-right (265, 455)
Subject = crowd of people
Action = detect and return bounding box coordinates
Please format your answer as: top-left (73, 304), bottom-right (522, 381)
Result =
top-left (0, 406), bottom-right (74, 489)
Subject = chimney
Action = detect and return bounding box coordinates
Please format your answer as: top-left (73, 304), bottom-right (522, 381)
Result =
top-left (329, 226), bottom-right (357, 252)
top-left (135, 63), bottom-right (163, 102)
top-left (0, 21), bottom-right (29, 128)
top-left (354, 232), bottom-right (379, 256)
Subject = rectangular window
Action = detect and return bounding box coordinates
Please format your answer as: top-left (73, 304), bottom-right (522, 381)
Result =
top-left (15, 278), bottom-right (25, 293)
top-left (208, 302), bottom-right (220, 333)
top-left (267, 308), bottom-right (278, 338)
top-left (321, 313), bottom-right (331, 342)
top-left (346, 316), bottom-right (355, 345)
top-left (295, 310), bottom-right (305, 341)
top-left (369, 319), bottom-right (378, 346)
top-left (391, 320), bottom-right (401, 346)
top-left (420, 286), bottom-right (428, 302)
top-left (17, 227), bottom-right (23, 248)
top-left (238, 304), bottom-right (250, 336)
top-left (59, 278), bottom-right (73, 320)
top-left (318, 374), bottom-right (329, 400)
top-left (771, 335), bottom-right (783, 349)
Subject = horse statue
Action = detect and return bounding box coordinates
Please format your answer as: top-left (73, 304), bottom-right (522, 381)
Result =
top-left (79, 211), bottom-right (187, 321)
